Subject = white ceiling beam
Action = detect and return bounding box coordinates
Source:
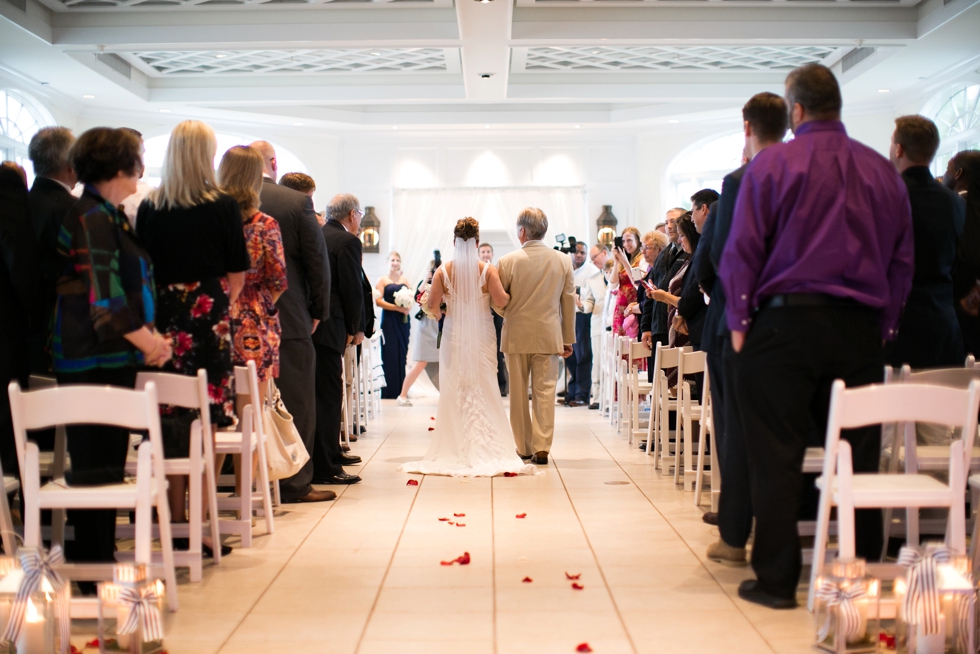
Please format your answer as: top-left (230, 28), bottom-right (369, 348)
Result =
top-left (511, 7), bottom-right (918, 42)
top-left (147, 82), bottom-right (466, 103)
top-left (455, 0), bottom-right (512, 100)
top-left (917, 0), bottom-right (980, 37)
top-left (508, 81), bottom-right (782, 100)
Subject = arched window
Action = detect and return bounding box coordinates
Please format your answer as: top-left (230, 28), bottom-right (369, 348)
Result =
top-left (928, 84), bottom-right (980, 176)
top-left (666, 132), bottom-right (743, 211)
top-left (141, 132), bottom-right (309, 188)
top-left (0, 89), bottom-right (54, 181)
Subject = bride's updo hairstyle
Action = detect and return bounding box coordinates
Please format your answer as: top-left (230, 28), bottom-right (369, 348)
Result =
top-left (454, 217), bottom-right (480, 242)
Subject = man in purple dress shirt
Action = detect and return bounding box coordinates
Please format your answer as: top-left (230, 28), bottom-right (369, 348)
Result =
top-left (719, 64), bottom-right (914, 609)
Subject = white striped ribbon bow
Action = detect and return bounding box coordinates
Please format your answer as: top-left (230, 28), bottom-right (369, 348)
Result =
top-left (1, 545), bottom-right (70, 653)
top-left (117, 585), bottom-right (164, 642)
top-left (897, 545), bottom-right (953, 635)
top-left (815, 580), bottom-right (867, 642)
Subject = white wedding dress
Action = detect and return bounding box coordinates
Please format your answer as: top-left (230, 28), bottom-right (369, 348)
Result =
top-left (399, 238), bottom-right (537, 477)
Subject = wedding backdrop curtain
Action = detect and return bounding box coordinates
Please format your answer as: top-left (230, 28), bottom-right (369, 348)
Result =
top-left (390, 186), bottom-right (588, 285)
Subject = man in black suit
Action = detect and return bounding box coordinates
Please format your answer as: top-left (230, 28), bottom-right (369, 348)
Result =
top-left (252, 141), bottom-right (336, 503)
top-left (946, 150), bottom-right (980, 357)
top-left (641, 208), bottom-right (687, 379)
top-left (702, 92), bottom-right (787, 566)
top-left (887, 116), bottom-right (966, 368)
top-left (27, 126), bottom-right (76, 375)
top-left (311, 194), bottom-right (367, 485)
top-left (675, 189), bottom-right (718, 350)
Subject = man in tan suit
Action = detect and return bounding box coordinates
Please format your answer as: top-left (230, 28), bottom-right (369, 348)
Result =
top-left (493, 208), bottom-right (576, 465)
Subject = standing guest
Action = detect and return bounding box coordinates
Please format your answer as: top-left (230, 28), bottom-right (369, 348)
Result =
top-left (278, 173), bottom-right (322, 225)
top-left (397, 261), bottom-right (442, 406)
top-left (721, 64), bottom-right (914, 608)
top-left (56, 127), bottom-right (172, 587)
top-left (218, 145), bottom-right (288, 402)
top-left (654, 222), bottom-right (666, 234)
top-left (480, 242), bottom-right (508, 397)
top-left (946, 150), bottom-right (980, 356)
top-left (27, 126), bottom-right (76, 374)
top-left (582, 245), bottom-right (611, 409)
top-left (641, 208), bottom-right (687, 353)
top-left (886, 117), bottom-right (966, 368)
top-left (117, 128), bottom-right (153, 228)
top-left (650, 214), bottom-right (699, 352)
top-left (375, 251), bottom-right (412, 401)
top-left (690, 189), bottom-right (719, 233)
top-left (311, 194), bottom-right (365, 485)
top-left (701, 92), bottom-right (788, 558)
top-left (675, 190), bottom-right (717, 350)
top-left (610, 227), bottom-right (642, 336)
top-left (251, 140), bottom-right (334, 504)
top-left (138, 122), bottom-right (251, 552)
top-left (634, 231), bottom-right (668, 340)
top-left (567, 241), bottom-right (598, 406)
top-left (0, 163), bottom-right (42, 479)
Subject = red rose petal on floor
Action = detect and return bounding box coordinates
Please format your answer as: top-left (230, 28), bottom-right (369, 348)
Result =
top-left (456, 523), bottom-right (466, 527)
top-left (428, 427), bottom-right (435, 432)
top-left (438, 517), bottom-right (449, 521)
top-left (86, 640), bottom-right (100, 649)
top-left (431, 417), bottom-right (436, 420)
top-left (522, 576), bottom-right (533, 583)
top-left (571, 582), bottom-right (584, 590)
top-left (407, 479), bottom-right (419, 486)
top-left (459, 551), bottom-right (471, 564)
top-left (576, 643), bottom-right (593, 653)
top-left (448, 521), bottom-right (455, 525)
top-left (516, 513), bottom-right (527, 518)
top-left (565, 572), bottom-right (581, 580)
top-left (503, 472), bottom-right (517, 477)
top-left (440, 560), bottom-right (454, 566)
top-left (454, 513), bottom-right (465, 517)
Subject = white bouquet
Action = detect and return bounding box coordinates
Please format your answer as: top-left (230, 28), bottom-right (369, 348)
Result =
top-left (417, 284), bottom-right (440, 320)
top-left (393, 285), bottom-right (414, 323)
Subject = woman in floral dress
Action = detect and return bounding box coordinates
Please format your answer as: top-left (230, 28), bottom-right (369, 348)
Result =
top-left (218, 145), bottom-right (288, 403)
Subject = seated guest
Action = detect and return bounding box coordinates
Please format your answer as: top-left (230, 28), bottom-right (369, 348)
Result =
top-left (720, 64), bottom-right (913, 608)
top-left (886, 116), bottom-right (966, 368)
top-left (55, 127), bottom-right (172, 585)
top-left (27, 126), bottom-right (76, 374)
top-left (138, 121), bottom-right (251, 555)
top-left (947, 150), bottom-right (980, 356)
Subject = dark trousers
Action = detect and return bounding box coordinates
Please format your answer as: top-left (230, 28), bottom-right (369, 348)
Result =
top-left (956, 303), bottom-right (980, 359)
top-left (279, 338), bottom-right (318, 500)
top-left (733, 304), bottom-right (884, 598)
top-left (312, 343), bottom-right (344, 481)
top-left (646, 333), bottom-right (669, 383)
top-left (493, 311), bottom-right (507, 396)
top-left (571, 313), bottom-right (592, 402)
top-left (706, 338), bottom-right (753, 548)
top-left (56, 366), bottom-right (137, 565)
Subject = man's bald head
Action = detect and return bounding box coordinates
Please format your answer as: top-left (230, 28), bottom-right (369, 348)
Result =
top-left (249, 140), bottom-right (277, 180)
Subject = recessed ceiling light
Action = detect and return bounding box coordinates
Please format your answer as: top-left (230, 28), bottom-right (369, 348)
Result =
top-left (485, 125), bottom-right (490, 129)
top-left (476, 0), bottom-right (493, 4)
top-left (592, 50), bottom-right (601, 54)
top-left (370, 52), bottom-right (381, 56)
top-left (82, 94), bottom-right (95, 99)
top-left (575, 125), bottom-right (582, 129)
top-left (159, 109), bottom-right (171, 113)
top-left (878, 89), bottom-right (890, 93)
top-left (668, 119), bottom-right (679, 123)
top-left (392, 126), bottom-right (398, 130)
top-left (293, 122), bottom-right (303, 126)
top-left (215, 54), bottom-right (227, 58)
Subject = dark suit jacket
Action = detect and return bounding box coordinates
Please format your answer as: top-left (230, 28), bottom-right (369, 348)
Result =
top-left (887, 166), bottom-right (966, 368)
top-left (641, 244), bottom-right (687, 337)
top-left (703, 165), bottom-right (747, 353)
top-left (678, 212), bottom-right (714, 349)
top-left (259, 178), bottom-right (330, 340)
top-left (360, 268), bottom-right (375, 338)
top-left (28, 177), bottom-right (75, 330)
top-left (314, 220), bottom-right (364, 354)
top-left (697, 207), bottom-right (723, 356)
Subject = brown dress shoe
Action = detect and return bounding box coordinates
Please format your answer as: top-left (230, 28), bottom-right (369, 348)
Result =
top-left (287, 488), bottom-right (337, 503)
top-left (530, 451), bottom-right (549, 465)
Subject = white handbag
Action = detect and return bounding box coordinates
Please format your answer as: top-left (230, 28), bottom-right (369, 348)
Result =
top-left (262, 381), bottom-right (310, 480)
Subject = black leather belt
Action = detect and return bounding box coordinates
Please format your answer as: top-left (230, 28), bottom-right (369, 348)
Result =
top-left (760, 293), bottom-right (864, 310)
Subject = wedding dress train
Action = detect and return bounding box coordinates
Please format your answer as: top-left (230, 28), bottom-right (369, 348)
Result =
top-left (399, 238), bottom-right (537, 477)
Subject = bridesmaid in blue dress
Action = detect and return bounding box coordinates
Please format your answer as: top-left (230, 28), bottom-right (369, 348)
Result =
top-left (375, 251), bottom-right (411, 400)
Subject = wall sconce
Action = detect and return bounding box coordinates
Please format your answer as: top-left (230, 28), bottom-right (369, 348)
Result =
top-left (359, 207), bottom-right (380, 254)
top-left (596, 205), bottom-right (618, 247)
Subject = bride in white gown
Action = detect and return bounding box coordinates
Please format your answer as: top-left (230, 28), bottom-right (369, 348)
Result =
top-left (400, 218), bottom-right (537, 477)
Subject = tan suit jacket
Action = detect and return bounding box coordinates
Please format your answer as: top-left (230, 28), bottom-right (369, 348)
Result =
top-left (494, 240), bottom-right (576, 354)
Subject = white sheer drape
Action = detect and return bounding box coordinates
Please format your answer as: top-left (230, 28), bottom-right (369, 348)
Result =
top-left (391, 186), bottom-right (588, 283)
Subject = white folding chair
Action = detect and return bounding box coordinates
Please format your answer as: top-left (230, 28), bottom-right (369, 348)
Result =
top-left (693, 368), bottom-right (717, 507)
top-left (0, 450), bottom-right (18, 554)
top-left (598, 331), bottom-right (612, 417)
top-left (627, 341), bottom-right (653, 445)
top-left (215, 361), bottom-right (275, 548)
top-left (7, 380), bottom-right (179, 612)
top-left (674, 350), bottom-right (707, 490)
top-left (807, 379), bottom-right (980, 611)
top-left (643, 343), bottom-right (682, 468)
top-left (118, 369), bottom-right (221, 582)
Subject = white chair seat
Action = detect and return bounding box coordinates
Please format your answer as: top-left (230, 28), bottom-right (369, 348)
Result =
top-left (38, 476), bottom-right (159, 509)
top-left (215, 430), bottom-right (258, 453)
top-left (124, 457), bottom-right (205, 477)
top-left (817, 473), bottom-right (956, 507)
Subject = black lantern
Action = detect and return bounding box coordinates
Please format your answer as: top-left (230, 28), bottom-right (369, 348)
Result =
top-left (360, 207), bottom-right (380, 254)
top-left (596, 205), bottom-right (617, 247)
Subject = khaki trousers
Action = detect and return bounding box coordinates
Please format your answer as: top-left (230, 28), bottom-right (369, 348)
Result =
top-left (506, 352), bottom-right (560, 456)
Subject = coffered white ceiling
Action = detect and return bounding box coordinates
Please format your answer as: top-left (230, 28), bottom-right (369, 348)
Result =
top-left (0, 0), bottom-right (979, 130)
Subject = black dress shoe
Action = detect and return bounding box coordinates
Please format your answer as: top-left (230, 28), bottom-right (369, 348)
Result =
top-left (283, 488), bottom-right (337, 503)
top-left (339, 453), bottom-right (362, 465)
top-left (588, 403), bottom-right (600, 410)
top-left (530, 451), bottom-right (549, 465)
top-left (314, 472), bottom-right (362, 485)
top-left (737, 580), bottom-right (797, 610)
top-left (203, 543), bottom-right (233, 558)
top-left (516, 450), bottom-right (532, 461)
top-left (349, 425), bottom-right (366, 435)
top-left (341, 443), bottom-right (351, 452)
top-left (702, 512), bottom-right (719, 526)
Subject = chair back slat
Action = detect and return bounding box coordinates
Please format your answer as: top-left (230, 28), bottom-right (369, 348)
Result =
top-left (657, 347), bottom-right (680, 369)
top-left (136, 369), bottom-right (206, 409)
top-left (679, 350), bottom-right (706, 375)
top-left (629, 342), bottom-right (651, 361)
top-left (834, 381), bottom-right (980, 430)
top-left (8, 382), bottom-right (157, 430)
top-left (903, 367), bottom-right (980, 389)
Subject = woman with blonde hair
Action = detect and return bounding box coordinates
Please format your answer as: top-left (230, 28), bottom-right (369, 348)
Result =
top-left (375, 250), bottom-right (412, 401)
top-left (610, 226), bottom-right (642, 336)
top-left (137, 121), bottom-right (250, 556)
top-left (218, 145), bottom-right (288, 404)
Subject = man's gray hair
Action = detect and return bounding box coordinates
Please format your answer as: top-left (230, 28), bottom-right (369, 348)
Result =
top-left (28, 127), bottom-right (75, 177)
top-left (328, 193), bottom-right (360, 222)
top-left (517, 207), bottom-right (548, 241)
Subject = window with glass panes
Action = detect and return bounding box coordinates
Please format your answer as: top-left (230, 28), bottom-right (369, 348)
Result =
top-left (930, 84), bottom-right (980, 177)
top-left (0, 89), bottom-right (52, 182)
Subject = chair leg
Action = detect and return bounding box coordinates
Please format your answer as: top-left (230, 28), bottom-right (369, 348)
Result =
top-left (947, 440), bottom-right (967, 554)
top-left (694, 419), bottom-right (707, 506)
top-left (188, 466), bottom-right (202, 583)
top-left (240, 442), bottom-right (253, 549)
top-left (0, 484), bottom-right (16, 555)
top-left (134, 442), bottom-right (153, 566)
top-left (23, 444), bottom-right (41, 548)
top-left (808, 461), bottom-right (837, 610)
top-left (256, 442), bottom-right (275, 536)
